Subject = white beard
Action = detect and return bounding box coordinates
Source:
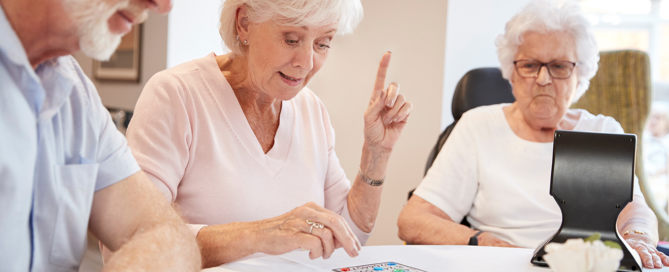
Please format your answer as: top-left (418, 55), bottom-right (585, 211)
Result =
top-left (62, 0), bottom-right (135, 61)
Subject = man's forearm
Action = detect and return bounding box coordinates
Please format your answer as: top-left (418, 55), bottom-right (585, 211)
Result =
top-left (90, 171), bottom-right (201, 271)
top-left (103, 216), bottom-right (201, 271)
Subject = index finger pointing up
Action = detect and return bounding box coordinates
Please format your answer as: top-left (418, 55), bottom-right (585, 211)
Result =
top-left (373, 51), bottom-right (392, 99)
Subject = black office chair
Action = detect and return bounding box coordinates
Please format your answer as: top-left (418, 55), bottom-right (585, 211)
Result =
top-left (409, 67), bottom-right (515, 196)
top-left (407, 67), bottom-right (515, 226)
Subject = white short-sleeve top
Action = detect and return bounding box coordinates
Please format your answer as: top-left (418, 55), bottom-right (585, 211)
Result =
top-left (414, 103), bottom-right (644, 248)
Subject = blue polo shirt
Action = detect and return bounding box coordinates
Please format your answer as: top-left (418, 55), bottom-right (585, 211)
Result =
top-left (0, 6), bottom-right (141, 272)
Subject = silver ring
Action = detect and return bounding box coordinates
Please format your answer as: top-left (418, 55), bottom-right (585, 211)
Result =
top-left (306, 219), bottom-right (324, 234)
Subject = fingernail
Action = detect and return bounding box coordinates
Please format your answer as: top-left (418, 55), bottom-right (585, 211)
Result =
top-left (384, 116), bottom-right (392, 124)
top-left (387, 51), bottom-right (392, 54)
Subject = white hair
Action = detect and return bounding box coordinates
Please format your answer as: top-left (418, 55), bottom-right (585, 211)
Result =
top-left (219, 0), bottom-right (363, 56)
top-left (61, 0), bottom-right (147, 61)
top-left (495, 0), bottom-right (599, 102)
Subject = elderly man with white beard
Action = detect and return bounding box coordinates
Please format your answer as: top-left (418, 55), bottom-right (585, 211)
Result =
top-left (0, 0), bottom-right (200, 271)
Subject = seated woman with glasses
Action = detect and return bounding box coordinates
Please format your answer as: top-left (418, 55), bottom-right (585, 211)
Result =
top-left (397, 0), bottom-right (668, 269)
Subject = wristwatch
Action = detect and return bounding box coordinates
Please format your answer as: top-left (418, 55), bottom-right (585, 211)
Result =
top-left (468, 230), bottom-right (484, 246)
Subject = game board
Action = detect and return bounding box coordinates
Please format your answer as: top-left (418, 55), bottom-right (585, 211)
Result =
top-left (332, 262), bottom-right (427, 271)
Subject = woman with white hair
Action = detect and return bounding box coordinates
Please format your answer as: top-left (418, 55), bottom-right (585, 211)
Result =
top-left (398, 0), bottom-right (668, 269)
top-left (644, 102), bottom-right (669, 212)
top-left (123, 0), bottom-right (412, 268)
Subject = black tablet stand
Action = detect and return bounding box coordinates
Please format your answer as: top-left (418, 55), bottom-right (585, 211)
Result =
top-left (530, 130), bottom-right (642, 272)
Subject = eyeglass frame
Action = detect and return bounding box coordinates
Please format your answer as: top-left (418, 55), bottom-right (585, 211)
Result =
top-left (513, 59), bottom-right (579, 79)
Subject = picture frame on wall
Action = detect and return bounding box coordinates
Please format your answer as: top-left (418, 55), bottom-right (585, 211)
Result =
top-left (93, 24), bottom-right (142, 82)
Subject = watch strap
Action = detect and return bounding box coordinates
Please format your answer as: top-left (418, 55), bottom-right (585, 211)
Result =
top-left (468, 230), bottom-right (484, 246)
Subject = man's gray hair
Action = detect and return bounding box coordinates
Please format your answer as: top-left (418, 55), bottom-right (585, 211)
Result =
top-left (495, 0), bottom-right (599, 102)
top-left (219, 0), bottom-right (363, 57)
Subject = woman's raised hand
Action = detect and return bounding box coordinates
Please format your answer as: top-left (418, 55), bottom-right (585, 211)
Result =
top-left (364, 52), bottom-right (413, 152)
top-left (255, 202), bottom-right (362, 260)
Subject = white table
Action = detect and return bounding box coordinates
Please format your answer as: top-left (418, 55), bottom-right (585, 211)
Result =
top-left (204, 245), bottom-right (669, 272)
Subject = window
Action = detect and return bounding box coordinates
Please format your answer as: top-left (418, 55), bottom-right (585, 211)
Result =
top-left (581, 0), bottom-right (669, 212)
top-left (581, 0), bottom-right (669, 87)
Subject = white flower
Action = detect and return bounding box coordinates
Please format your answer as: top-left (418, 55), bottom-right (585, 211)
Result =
top-left (543, 238), bottom-right (624, 272)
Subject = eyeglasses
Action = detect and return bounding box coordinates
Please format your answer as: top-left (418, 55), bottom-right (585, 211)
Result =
top-left (513, 59), bottom-right (578, 79)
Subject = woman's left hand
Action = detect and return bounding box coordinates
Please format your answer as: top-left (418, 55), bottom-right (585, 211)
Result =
top-left (625, 233), bottom-right (669, 268)
top-left (364, 52), bottom-right (413, 152)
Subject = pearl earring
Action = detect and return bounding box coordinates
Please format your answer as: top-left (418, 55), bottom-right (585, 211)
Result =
top-left (243, 40), bottom-right (248, 45)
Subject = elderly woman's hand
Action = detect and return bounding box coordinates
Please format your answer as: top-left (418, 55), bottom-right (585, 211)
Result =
top-left (255, 202), bottom-right (362, 260)
top-left (625, 233), bottom-right (669, 269)
top-left (364, 52), bottom-right (413, 152)
top-left (477, 232), bottom-right (519, 248)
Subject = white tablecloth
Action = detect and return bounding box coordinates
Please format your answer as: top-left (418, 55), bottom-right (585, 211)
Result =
top-left (204, 245), bottom-right (669, 272)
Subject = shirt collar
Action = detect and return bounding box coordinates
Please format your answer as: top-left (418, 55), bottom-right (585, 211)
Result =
top-left (35, 57), bottom-right (78, 121)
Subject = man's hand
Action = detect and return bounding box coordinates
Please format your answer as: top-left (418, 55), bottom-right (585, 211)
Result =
top-left (89, 171), bottom-right (201, 271)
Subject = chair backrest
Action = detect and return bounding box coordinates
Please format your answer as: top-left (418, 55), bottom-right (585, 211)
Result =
top-left (423, 68), bottom-right (515, 175)
top-left (408, 67), bottom-right (514, 227)
top-left (571, 50), bottom-right (669, 240)
top-left (408, 68), bottom-right (514, 202)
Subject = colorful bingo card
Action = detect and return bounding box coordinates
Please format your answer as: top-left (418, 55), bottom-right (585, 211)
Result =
top-left (332, 262), bottom-right (427, 272)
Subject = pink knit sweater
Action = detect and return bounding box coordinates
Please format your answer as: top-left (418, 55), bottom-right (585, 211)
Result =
top-left (126, 53), bottom-right (370, 248)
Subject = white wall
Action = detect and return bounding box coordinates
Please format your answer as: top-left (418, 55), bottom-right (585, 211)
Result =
top-left (166, 0), bottom-right (228, 68)
top-left (307, 0), bottom-right (448, 246)
top-left (440, 0), bottom-right (532, 129)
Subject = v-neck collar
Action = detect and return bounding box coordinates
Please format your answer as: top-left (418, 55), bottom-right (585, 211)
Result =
top-left (201, 53), bottom-right (295, 175)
